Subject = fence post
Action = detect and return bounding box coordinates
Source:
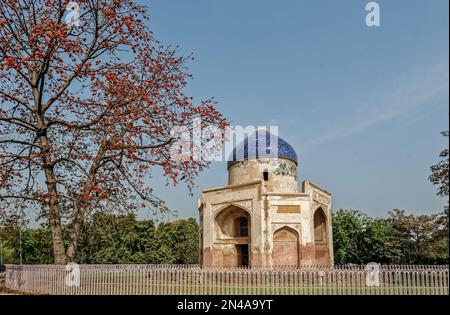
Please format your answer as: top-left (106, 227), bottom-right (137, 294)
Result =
top-left (4, 264), bottom-right (450, 296)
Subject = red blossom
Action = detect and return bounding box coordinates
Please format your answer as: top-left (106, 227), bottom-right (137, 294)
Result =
top-left (0, 0), bottom-right (228, 264)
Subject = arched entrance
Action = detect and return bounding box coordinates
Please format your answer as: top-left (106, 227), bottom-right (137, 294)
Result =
top-left (314, 208), bottom-right (330, 264)
top-left (272, 227), bottom-right (299, 266)
top-left (214, 205), bottom-right (251, 267)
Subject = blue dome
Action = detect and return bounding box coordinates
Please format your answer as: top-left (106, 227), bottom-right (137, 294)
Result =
top-left (227, 129), bottom-right (298, 169)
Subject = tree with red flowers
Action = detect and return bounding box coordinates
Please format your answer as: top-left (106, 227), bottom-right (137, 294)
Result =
top-left (0, 0), bottom-right (227, 264)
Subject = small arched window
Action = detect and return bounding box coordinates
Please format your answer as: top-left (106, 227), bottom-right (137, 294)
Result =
top-left (263, 169), bottom-right (269, 181)
top-left (235, 217), bottom-right (249, 237)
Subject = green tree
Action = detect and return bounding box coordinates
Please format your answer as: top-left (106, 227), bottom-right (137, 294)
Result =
top-left (427, 130), bottom-right (449, 263)
top-left (333, 209), bottom-right (368, 264)
top-left (429, 130), bottom-right (449, 199)
top-left (364, 217), bottom-right (399, 263)
top-left (76, 212), bottom-right (159, 264)
top-left (5, 226), bottom-right (53, 264)
top-left (74, 213), bottom-right (199, 264)
top-left (332, 209), bottom-right (395, 264)
top-left (387, 209), bottom-right (448, 264)
top-left (0, 216), bottom-right (48, 264)
top-left (155, 218), bottom-right (199, 264)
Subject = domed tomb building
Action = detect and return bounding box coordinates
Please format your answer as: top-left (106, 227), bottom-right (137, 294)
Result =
top-left (198, 129), bottom-right (333, 267)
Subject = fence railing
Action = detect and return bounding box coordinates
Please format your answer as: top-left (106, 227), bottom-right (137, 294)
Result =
top-left (200, 265), bottom-right (450, 271)
top-left (0, 272), bottom-right (5, 285)
top-left (5, 264), bottom-right (449, 295)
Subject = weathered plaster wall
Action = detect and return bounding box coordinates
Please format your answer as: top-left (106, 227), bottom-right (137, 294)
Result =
top-left (199, 159), bottom-right (334, 267)
top-left (228, 158), bottom-right (298, 193)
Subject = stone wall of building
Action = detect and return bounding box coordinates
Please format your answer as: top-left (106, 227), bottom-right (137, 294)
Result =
top-left (228, 158), bottom-right (298, 193)
top-left (199, 158), bottom-right (334, 267)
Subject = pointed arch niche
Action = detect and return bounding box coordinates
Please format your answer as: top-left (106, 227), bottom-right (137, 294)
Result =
top-left (272, 226), bottom-right (299, 267)
top-left (313, 207), bottom-right (330, 264)
top-left (214, 204), bottom-right (251, 267)
top-left (314, 208), bottom-right (327, 244)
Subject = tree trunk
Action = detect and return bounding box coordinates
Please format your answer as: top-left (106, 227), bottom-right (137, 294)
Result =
top-left (66, 201), bottom-right (84, 262)
top-left (40, 133), bottom-right (67, 264)
top-left (32, 78), bottom-right (67, 264)
top-left (66, 140), bottom-right (109, 262)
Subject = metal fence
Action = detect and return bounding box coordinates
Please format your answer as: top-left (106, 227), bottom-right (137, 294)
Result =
top-left (5, 264), bottom-right (449, 295)
top-left (200, 264), bottom-right (450, 271)
top-left (0, 272), bottom-right (5, 286)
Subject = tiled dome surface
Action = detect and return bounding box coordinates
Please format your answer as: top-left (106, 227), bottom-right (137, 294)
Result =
top-left (227, 129), bottom-right (298, 169)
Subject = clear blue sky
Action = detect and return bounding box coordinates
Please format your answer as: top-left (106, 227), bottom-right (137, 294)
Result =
top-left (139, 0), bottom-right (449, 221)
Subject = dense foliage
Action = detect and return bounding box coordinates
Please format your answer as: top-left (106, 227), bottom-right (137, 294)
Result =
top-left (0, 213), bottom-right (199, 265)
top-left (429, 131), bottom-right (449, 199)
top-left (1, 209), bottom-right (447, 265)
top-left (0, 0), bottom-right (227, 264)
top-left (333, 209), bottom-right (448, 265)
top-left (0, 130), bottom-right (447, 265)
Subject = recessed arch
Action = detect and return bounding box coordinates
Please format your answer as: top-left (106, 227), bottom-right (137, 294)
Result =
top-left (213, 204), bottom-right (251, 267)
top-left (272, 226), bottom-right (299, 267)
top-left (214, 203), bottom-right (252, 221)
top-left (313, 207), bottom-right (327, 244)
top-left (313, 206), bottom-right (328, 219)
top-left (273, 225), bottom-right (300, 238)
top-left (313, 207), bottom-right (331, 265)
top-left (214, 204), bottom-right (252, 240)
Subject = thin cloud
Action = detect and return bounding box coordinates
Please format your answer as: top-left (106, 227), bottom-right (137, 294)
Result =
top-left (305, 62), bottom-right (449, 147)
